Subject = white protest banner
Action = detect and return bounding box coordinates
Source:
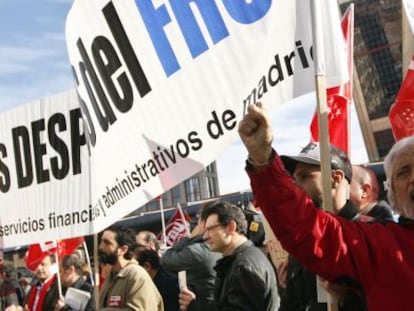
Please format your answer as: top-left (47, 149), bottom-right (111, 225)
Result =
top-left (403, 0), bottom-right (414, 34)
top-left (0, 90), bottom-right (95, 248)
top-left (65, 0), bottom-right (347, 232)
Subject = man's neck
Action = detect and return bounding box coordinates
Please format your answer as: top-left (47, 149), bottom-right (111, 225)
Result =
top-left (112, 258), bottom-right (131, 273)
top-left (222, 235), bottom-right (247, 257)
top-left (70, 275), bottom-right (81, 286)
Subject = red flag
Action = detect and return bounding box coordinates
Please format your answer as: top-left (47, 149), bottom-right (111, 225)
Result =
top-left (158, 204), bottom-right (191, 247)
top-left (310, 5), bottom-right (354, 155)
top-left (56, 236), bottom-right (85, 257)
top-left (389, 56), bottom-right (414, 141)
top-left (25, 237), bottom-right (84, 271)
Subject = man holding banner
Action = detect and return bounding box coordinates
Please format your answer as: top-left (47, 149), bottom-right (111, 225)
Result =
top-left (239, 102), bottom-right (414, 311)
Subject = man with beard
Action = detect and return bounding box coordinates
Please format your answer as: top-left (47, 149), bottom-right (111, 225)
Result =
top-left (98, 225), bottom-right (164, 310)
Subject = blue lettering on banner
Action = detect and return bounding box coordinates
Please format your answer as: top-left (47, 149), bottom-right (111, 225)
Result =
top-left (135, 0), bottom-right (273, 76)
top-left (222, 0), bottom-right (272, 24)
top-left (71, 0), bottom-right (273, 144)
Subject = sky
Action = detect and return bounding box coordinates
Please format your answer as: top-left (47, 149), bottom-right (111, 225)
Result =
top-left (0, 0), bottom-right (369, 195)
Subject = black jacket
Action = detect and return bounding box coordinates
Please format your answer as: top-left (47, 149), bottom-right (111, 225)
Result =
top-left (153, 266), bottom-right (180, 311)
top-left (62, 277), bottom-right (95, 311)
top-left (214, 240), bottom-right (280, 311)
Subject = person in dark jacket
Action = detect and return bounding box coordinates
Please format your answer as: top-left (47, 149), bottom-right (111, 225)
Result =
top-left (55, 254), bottom-right (95, 311)
top-left (180, 201), bottom-right (280, 311)
top-left (136, 248), bottom-right (180, 311)
top-left (162, 203), bottom-right (221, 311)
top-left (350, 164), bottom-right (394, 222)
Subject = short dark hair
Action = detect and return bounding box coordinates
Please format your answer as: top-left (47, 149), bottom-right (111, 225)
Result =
top-left (106, 225), bottom-right (136, 260)
top-left (136, 230), bottom-right (160, 252)
top-left (199, 200), bottom-right (219, 221)
top-left (202, 201), bottom-right (248, 235)
top-left (61, 254), bottom-right (83, 275)
top-left (135, 248), bottom-right (160, 269)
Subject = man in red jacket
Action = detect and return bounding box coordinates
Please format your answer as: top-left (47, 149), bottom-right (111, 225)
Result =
top-left (238, 102), bottom-right (414, 311)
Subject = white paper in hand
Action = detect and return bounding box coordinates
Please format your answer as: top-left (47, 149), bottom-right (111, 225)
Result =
top-left (178, 270), bottom-right (187, 291)
top-left (64, 287), bottom-right (91, 311)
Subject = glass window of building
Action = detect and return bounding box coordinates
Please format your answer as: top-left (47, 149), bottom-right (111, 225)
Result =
top-left (185, 177), bottom-right (201, 202)
top-left (206, 163), bottom-right (216, 174)
top-left (207, 176), bottom-right (218, 197)
top-left (171, 185), bottom-right (181, 206)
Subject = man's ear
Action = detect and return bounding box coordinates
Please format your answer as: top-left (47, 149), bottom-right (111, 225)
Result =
top-left (228, 220), bottom-right (237, 233)
top-left (118, 244), bottom-right (128, 257)
top-left (332, 169), bottom-right (345, 187)
top-left (142, 262), bottom-right (151, 272)
top-left (361, 183), bottom-right (372, 198)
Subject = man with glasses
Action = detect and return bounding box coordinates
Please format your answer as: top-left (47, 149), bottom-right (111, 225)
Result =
top-left (162, 203), bottom-right (221, 311)
top-left (179, 201), bottom-right (280, 311)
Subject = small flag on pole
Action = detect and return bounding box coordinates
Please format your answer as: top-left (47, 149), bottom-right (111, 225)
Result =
top-left (310, 5), bottom-right (354, 155)
top-left (25, 237), bottom-right (84, 271)
top-left (158, 203), bottom-right (191, 247)
top-left (389, 55), bottom-right (414, 141)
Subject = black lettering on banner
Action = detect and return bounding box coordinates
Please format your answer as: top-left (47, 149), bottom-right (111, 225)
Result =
top-left (48, 113), bottom-right (70, 180)
top-left (92, 36), bottom-right (134, 113)
top-left (77, 38), bottom-right (114, 132)
top-left (31, 119), bottom-right (50, 184)
top-left (188, 131), bottom-right (202, 151)
top-left (12, 126), bottom-right (33, 188)
top-left (72, 66), bottom-right (97, 147)
top-left (72, 1), bottom-right (153, 148)
top-left (70, 108), bottom-right (87, 175)
top-left (176, 139), bottom-right (190, 158)
top-left (0, 143), bottom-right (10, 192)
top-left (207, 110), bottom-right (237, 139)
top-left (102, 1), bottom-right (151, 99)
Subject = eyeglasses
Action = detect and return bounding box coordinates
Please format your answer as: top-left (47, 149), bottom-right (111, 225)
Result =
top-left (204, 223), bottom-right (225, 233)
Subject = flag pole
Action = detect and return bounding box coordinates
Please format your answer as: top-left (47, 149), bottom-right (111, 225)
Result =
top-left (82, 240), bottom-right (95, 287)
top-left (54, 247), bottom-right (63, 299)
top-left (310, 0), bottom-right (337, 310)
top-left (159, 196), bottom-right (167, 245)
top-left (93, 233), bottom-right (100, 307)
top-left (177, 203), bottom-right (191, 236)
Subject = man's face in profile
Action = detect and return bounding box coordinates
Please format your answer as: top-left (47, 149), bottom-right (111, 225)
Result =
top-left (293, 163), bottom-right (323, 208)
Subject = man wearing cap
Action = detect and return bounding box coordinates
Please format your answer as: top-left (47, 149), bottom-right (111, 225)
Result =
top-left (276, 141), bottom-right (371, 311)
top-left (238, 102), bottom-right (413, 311)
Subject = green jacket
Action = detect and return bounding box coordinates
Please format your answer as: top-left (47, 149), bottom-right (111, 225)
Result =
top-left (100, 260), bottom-right (164, 311)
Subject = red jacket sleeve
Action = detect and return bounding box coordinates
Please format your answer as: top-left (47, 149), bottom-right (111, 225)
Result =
top-left (247, 152), bottom-right (375, 283)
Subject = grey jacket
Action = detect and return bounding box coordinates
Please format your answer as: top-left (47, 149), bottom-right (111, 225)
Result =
top-left (161, 234), bottom-right (221, 310)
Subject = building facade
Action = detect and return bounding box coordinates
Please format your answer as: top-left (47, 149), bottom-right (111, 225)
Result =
top-left (137, 162), bottom-right (220, 213)
top-left (339, 0), bottom-right (405, 160)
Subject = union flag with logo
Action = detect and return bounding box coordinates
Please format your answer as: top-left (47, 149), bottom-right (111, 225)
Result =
top-left (158, 204), bottom-right (191, 247)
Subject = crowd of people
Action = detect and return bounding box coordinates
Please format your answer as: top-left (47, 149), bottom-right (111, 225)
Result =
top-left (0, 100), bottom-right (412, 311)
